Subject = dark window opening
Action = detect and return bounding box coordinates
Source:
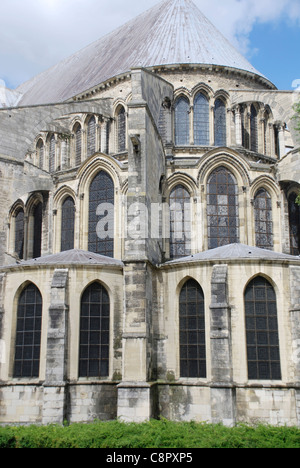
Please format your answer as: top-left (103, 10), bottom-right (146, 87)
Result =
top-left (14, 284), bottom-right (42, 378)
top-left (245, 276), bottom-right (281, 380)
top-left (79, 282), bottom-right (110, 378)
top-left (179, 279), bottom-right (206, 378)
top-left (61, 196), bottom-right (75, 252)
top-left (88, 171), bottom-right (114, 257)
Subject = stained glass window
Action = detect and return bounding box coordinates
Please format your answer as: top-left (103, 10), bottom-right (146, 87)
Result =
top-left (15, 208), bottom-right (24, 260)
top-left (79, 282), bottom-right (110, 378)
top-left (250, 104), bottom-right (258, 153)
top-left (37, 139), bottom-right (44, 169)
top-left (14, 284), bottom-right (42, 378)
top-left (88, 171), bottom-right (114, 257)
top-left (179, 279), bottom-right (206, 378)
top-left (74, 124), bottom-right (82, 166)
top-left (61, 196), bottom-right (75, 252)
top-left (49, 135), bottom-right (55, 173)
top-left (175, 97), bottom-right (190, 145)
top-left (254, 189), bottom-right (273, 250)
top-left (214, 98), bottom-right (226, 147)
top-left (169, 185), bottom-right (191, 259)
top-left (87, 116), bottom-right (96, 158)
top-left (33, 202), bottom-right (42, 258)
top-left (245, 276), bottom-right (281, 380)
top-left (117, 107), bottom-right (126, 152)
top-left (194, 92), bottom-right (209, 146)
top-left (288, 193), bottom-right (300, 256)
top-left (207, 167), bottom-right (239, 249)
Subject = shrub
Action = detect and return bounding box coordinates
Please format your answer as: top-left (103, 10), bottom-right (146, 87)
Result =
top-left (0, 420), bottom-right (299, 449)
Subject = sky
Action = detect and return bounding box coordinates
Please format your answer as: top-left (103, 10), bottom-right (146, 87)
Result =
top-left (0, 0), bottom-right (299, 91)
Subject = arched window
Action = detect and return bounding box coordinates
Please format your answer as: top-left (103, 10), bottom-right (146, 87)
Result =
top-left (88, 171), bottom-right (114, 257)
top-left (14, 283), bottom-right (42, 378)
top-left (117, 106), bottom-right (126, 152)
top-left (288, 193), bottom-right (300, 256)
top-left (87, 116), bottom-right (96, 158)
top-left (37, 139), bottom-right (44, 169)
top-left (169, 185), bottom-right (191, 259)
top-left (250, 104), bottom-right (258, 153)
top-left (61, 196), bottom-right (75, 252)
top-left (207, 167), bottom-right (239, 249)
top-left (245, 276), bottom-right (281, 380)
top-left (33, 202), bottom-right (43, 258)
top-left (254, 188), bottom-right (273, 250)
top-left (74, 123), bottom-right (82, 166)
top-left (79, 282), bottom-right (110, 378)
top-left (214, 98), bottom-right (226, 147)
top-left (49, 135), bottom-right (55, 173)
top-left (194, 92), bottom-right (209, 146)
top-left (175, 96), bottom-right (190, 145)
top-left (179, 279), bottom-right (206, 378)
top-left (15, 208), bottom-right (24, 260)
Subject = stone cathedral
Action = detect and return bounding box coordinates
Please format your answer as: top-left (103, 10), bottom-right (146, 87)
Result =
top-left (0, 0), bottom-right (300, 427)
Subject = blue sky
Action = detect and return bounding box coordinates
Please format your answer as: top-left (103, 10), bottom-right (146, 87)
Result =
top-left (248, 20), bottom-right (300, 90)
top-left (0, 0), bottom-right (299, 91)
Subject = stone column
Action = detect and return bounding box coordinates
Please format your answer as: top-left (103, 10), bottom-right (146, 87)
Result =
top-left (289, 266), bottom-right (300, 426)
top-left (42, 269), bottom-right (69, 425)
top-left (210, 264), bottom-right (235, 426)
top-left (277, 122), bottom-right (286, 159)
top-left (234, 107), bottom-right (242, 146)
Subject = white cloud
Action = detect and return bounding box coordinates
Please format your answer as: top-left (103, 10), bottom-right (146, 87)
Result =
top-left (0, 0), bottom-right (299, 88)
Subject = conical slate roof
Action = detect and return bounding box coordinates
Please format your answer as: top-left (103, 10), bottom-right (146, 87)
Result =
top-left (4, 249), bottom-right (124, 269)
top-left (16, 0), bottom-right (272, 106)
top-left (164, 243), bottom-right (300, 265)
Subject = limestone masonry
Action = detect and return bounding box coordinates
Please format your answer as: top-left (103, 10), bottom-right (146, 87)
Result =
top-left (0, 0), bottom-right (300, 426)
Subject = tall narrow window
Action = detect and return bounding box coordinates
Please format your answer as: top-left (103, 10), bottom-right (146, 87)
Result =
top-left (87, 116), bottom-right (96, 157)
top-left (74, 123), bottom-right (82, 166)
top-left (37, 139), bottom-right (44, 169)
top-left (117, 106), bottom-right (126, 152)
top-left (194, 92), bottom-right (209, 146)
top-left (175, 96), bottom-right (190, 145)
top-left (169, 185), bottom-right (191, 259)
top-left (250, 104), bottom-right (258, 153)
top-left (288, 193), bottom-right (300, 256)
top-left (49, 135), bottom-right (55, 173)
top-left (14, 283), bottom-right (42, 378)
top-left (33, 202), bottom-right (42, 258)
top-left (245, 276), bottom-right (281, 380)
top-left (179, 279), bottom-right (206, 378)
top-left (15, 208), bottom-right (24, 260)
top-left (207, 167), bottom-right (239, 249)
top-left (214, 98), bottom-right (226, 147)
top-left (254, 188), bottom-right (273, 250)
top-left (88, 171), bottom-right (114, 257)
top-left (79, 282), bottom-right (110, 378)
top-left (61, 196), bottom-right (75, 252)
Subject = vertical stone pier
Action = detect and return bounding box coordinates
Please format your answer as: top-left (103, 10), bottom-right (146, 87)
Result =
top-left (210, 265), bottom-right (235, 426)
top-left (42, 269), bottom-right (69, 425)
top-left (289, 266), bottom-right (300, 426)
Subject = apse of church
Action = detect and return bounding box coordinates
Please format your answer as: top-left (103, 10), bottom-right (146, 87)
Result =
top-left (0, 0), bottom-right (300, 427)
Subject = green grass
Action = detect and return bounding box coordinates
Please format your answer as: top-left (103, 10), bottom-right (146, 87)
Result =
top-left (0, 420), bottom-right (299, 448)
